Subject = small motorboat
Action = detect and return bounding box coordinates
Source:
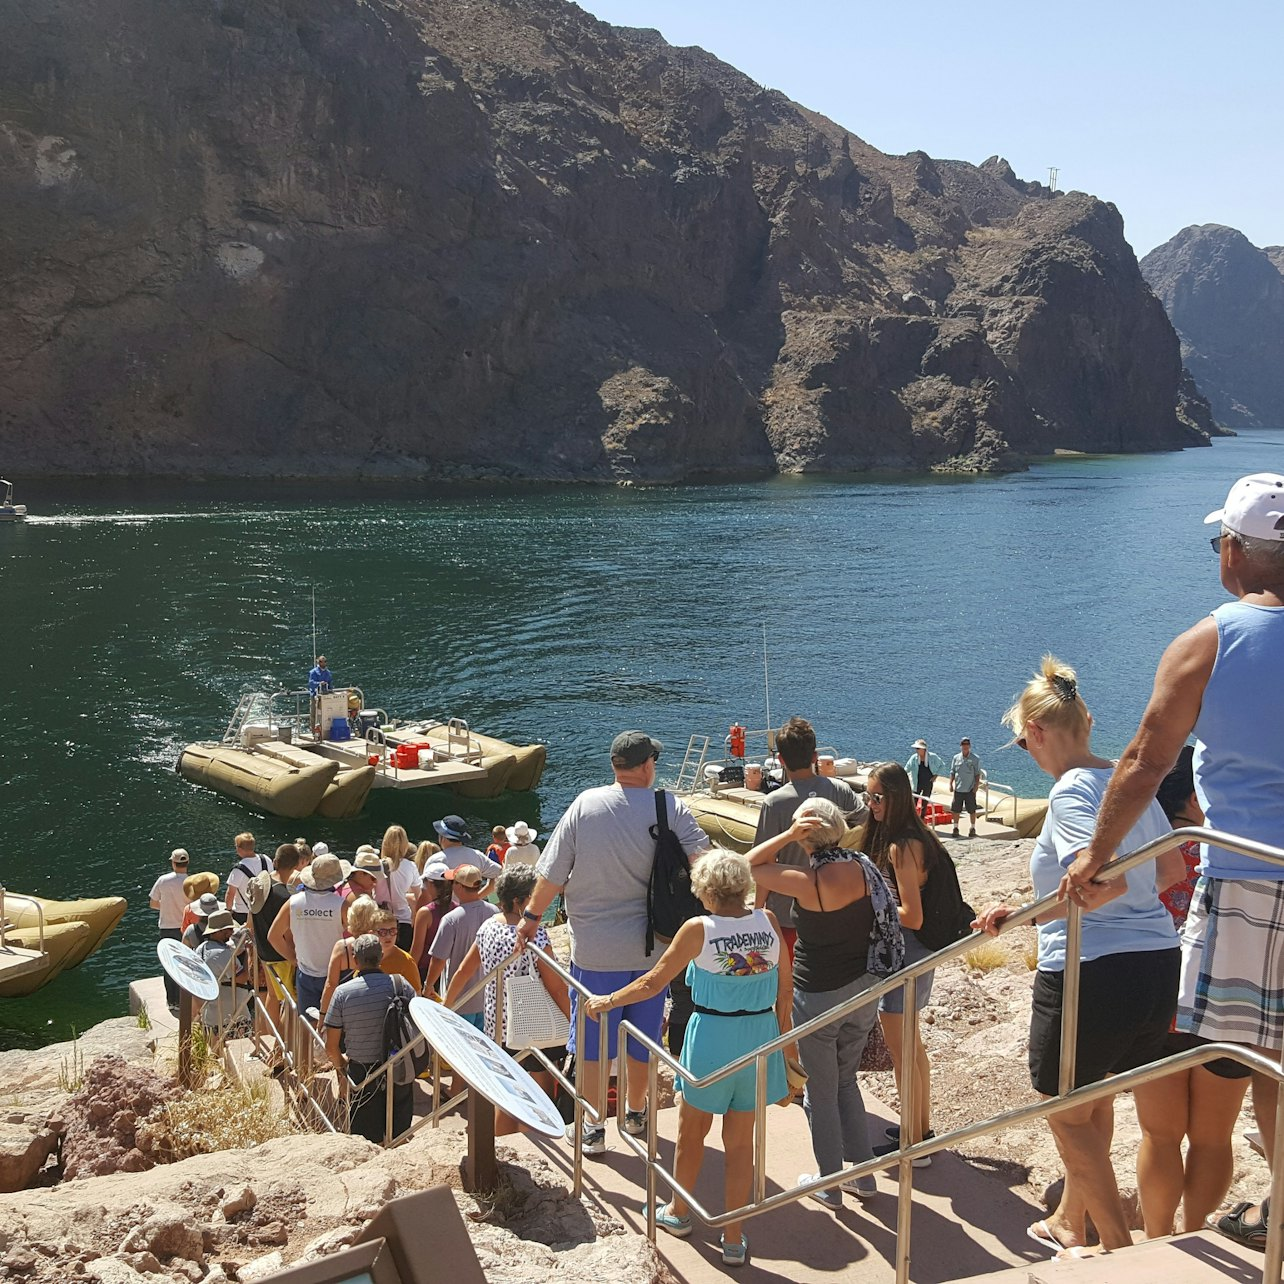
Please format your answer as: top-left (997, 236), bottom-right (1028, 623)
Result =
top-left (0, 479), bottom-right (27, 522)
top-left (178, 686), bottom-right (546, 819)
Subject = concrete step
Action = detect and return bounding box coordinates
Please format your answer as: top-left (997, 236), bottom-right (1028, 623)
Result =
top-left (505, 1087), bottom-right (1052, 1283)
top-left (965, 1229), bottom-right (1268, 1282)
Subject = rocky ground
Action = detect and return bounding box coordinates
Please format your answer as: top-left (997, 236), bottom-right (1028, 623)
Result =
top-left (0, 1021), bottom-right (669, 1284)
top-left (0, 840), bottom-right (1270, 1279)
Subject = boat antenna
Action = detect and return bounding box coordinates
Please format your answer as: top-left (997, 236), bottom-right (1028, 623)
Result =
top-left (311, 586), bottom-right (318, 666)
top-left (762, 623), bottom-right (772, 748)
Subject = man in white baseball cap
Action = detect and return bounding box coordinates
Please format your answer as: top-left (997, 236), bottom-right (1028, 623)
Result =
top-left (1066, 471), bottom-right (1284, 1249)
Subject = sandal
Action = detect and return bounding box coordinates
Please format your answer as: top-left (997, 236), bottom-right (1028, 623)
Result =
top-left (1213, 1197), bottom-right (1270, 1251)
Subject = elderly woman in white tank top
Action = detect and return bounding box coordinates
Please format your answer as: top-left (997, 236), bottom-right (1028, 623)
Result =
top-left (584, 850), bottom-right (792, 1269)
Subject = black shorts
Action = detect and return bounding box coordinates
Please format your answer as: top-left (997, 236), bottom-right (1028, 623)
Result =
top-left (1162, 1028), bottom-right (1253, 1081)
top-left (1029, 947), bottom-right (1179, 1096)
top-left (951, 790), bottom-right (977, 815)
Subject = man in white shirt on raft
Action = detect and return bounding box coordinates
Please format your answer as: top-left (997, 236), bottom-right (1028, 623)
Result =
top-left (517, 731), bottom-right (708, 1155)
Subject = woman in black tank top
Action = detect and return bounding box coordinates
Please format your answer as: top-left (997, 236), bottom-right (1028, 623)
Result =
top-left (860, 762), bottom-right (938, 1155)
top-left (749, 796), bottom-right (882, 1205)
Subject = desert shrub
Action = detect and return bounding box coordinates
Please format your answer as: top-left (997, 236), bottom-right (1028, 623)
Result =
top-left (964, 939), bottom-right (1010, 973)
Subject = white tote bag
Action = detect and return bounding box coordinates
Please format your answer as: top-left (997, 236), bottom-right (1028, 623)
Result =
top-left (502, 962), bottom-right (570, 1050)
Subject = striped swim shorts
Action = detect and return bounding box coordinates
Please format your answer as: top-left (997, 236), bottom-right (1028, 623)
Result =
top-left (1176, 876), bottom-right (1284, 1054)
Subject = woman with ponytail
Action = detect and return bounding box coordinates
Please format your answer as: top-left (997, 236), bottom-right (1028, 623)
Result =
top-left (975, 656), bottom-right (1185, 1259)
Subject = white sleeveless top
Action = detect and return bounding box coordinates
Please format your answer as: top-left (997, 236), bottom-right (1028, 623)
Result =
top-left (289, 887), bottom-right (344, 975)
top-left (693, 909), bottom-right (781, 976)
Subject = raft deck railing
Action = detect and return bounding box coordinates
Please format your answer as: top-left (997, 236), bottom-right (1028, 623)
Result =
top-left (0, 888), bottom-right (47, 985)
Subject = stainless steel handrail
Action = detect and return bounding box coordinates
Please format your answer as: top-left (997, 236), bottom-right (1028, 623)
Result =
top-left (595, 825), bottom-right (1284, 1283)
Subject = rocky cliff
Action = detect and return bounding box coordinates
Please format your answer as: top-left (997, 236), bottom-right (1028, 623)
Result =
top-left (0, 0), bottom-right (1216, 480)
top-left (1141, 225), bottom-right (1284, 430)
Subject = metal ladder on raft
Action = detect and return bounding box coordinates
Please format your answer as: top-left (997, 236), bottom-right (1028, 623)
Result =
top-left (674, 735), bottom-right (711, 792)
top-left (222, 692), bottom-right (260, 746)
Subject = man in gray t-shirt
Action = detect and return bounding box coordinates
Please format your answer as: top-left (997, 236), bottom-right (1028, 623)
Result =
top-left (517, 730), bottom-right (707, 1153)
top-left (752, 717), bottom-right (867, 955)
top-left (949, 738), bottom-right (984, 837)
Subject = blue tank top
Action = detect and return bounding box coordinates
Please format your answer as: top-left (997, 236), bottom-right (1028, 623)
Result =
top-left (1193, 601), bottom-right (1284, 879)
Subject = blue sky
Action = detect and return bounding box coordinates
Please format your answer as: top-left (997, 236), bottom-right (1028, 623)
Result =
top-left (579, 0), bottom-right (1281, 257)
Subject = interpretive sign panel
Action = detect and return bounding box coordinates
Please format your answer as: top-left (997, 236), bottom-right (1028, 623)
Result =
top-left (157, 938), bottom-right (219, 1001)
top-left (408, 997), bottom-right (564, 1137)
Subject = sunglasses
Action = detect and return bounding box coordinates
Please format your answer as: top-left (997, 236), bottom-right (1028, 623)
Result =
top-left (867, 791), bottom-right (885, 804)
top-left (1209, 534), bottom-right (1224, 553)
top-left (374, 927), bottom-right (396, 938)
top-left (1016, 736), bottom-right (1029, 751)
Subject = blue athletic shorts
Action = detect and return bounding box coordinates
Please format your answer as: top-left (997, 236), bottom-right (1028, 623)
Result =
top-left (458, 1011), bottom-right (485, 1031)
top-left (569, 965), bottom-right (667, 1062)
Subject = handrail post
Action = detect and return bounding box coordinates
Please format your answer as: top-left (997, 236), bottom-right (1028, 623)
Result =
top-left (572, 1002), bottom-right (586, 1197)
top-left (895, 973), bottom-right (918, 1284)
top-left (1058, 900), bottom-right (1083, 1096)
top-left (753, 1052), bottom-right (768, 1204)
top-left (646, 1054), bottom-right (659, 1240)
top-left (384, 1062), bottom-right (394, 1145)
top-left (1265, 1073), bottom-right (1284, 1284)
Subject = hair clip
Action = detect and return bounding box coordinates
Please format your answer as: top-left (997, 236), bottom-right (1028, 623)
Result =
top-left (1051, 674), bottom-right (1078, 702)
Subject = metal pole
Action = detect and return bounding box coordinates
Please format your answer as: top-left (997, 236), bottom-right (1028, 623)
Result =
top-left (494, 969), bottom-right (506, 1049)
top-left (178, 989), bottom-right (195, 1088)
top-left (1058, 901), bottom-right (1083, 1097)
top-left (384, 1063), bottom-right (394, 1145)
top-left (572, 1004), bottom-right (585, 1197)
top-left (894, 974), bottom-right (917, 1284)
top-left (1264, 1076), bottom-right (1284, 1284)
top-left (753, 1052), bottom-right (768, 1204)
top-left (646, 1055), bottom-right (658, 1241)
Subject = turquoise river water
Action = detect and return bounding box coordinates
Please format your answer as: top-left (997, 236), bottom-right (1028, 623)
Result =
top-left (3, 429), bottom-right (1282, 1048)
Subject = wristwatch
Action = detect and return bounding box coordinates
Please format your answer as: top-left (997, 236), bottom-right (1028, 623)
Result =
top-left (521, 909), bottom-right (541, 923)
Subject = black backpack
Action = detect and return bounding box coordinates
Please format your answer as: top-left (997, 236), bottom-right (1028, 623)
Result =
top-left (915, 839), bottom-right (976, 951)
top-left (646, 790), bottom-right (702, 956)
top-left (382, 983), bottom-right (429, 1085)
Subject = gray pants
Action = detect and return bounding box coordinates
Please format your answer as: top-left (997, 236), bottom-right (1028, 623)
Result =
top-left (794, 975), bottom-right (879, 1176)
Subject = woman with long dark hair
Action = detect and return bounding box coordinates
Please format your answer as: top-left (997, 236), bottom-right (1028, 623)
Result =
top-left (859, 761), bottom-right (942, 1163)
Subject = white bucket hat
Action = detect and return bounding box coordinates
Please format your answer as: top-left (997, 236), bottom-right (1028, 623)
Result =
top-left (300, 853), bottom-right (351, 891)
top-left (506, 821), bottom-right (538, 845)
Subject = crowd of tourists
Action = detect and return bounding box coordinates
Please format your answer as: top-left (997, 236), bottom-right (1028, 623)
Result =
top-left (150, 471), bottom-right (1282, 1270)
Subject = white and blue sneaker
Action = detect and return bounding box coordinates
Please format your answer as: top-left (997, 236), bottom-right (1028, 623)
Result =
top-left (653, 1201), bottom-right (693, 1238)
top-left (720, 1233), bottom-right (748, 1266)
top-left (565, 1120), bottom-right (606, 1155)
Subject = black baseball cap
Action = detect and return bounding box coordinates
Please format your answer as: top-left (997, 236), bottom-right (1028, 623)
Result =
top-left (610, 730), bottom-right (662, 768)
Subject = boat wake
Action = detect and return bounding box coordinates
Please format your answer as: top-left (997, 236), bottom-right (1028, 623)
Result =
top-left (25, 512), bottom-right (224, 525)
